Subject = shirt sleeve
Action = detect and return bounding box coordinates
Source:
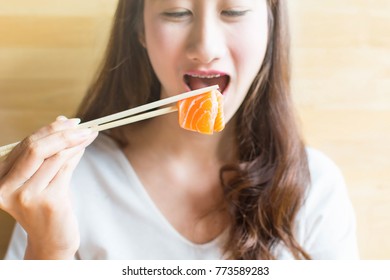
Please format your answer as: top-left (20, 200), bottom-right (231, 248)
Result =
top-left (300, 148), bottom-right (359, 259)
top-left (3, 223), bottom-right (27, 260)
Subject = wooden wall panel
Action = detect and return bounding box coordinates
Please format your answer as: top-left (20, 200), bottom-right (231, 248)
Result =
top-left (0, 0), bottom-right (389, 259)
top-left (289, 1), bottom-right (390, 259)
top-left (0, 0), bottom-right (118, 259)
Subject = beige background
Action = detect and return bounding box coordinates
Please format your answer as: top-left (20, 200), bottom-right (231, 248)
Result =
top-left (0, 0), bottom-right (389, 259)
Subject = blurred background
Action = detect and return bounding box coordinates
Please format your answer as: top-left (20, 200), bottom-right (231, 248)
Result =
top-left (0, 0), bottom-right (389, 259)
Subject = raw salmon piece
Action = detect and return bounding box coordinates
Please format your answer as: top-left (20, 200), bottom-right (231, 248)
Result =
top-left (214, 92), bottom-right (225, 132)
top-left (177, 90), bottom-right (225, 134)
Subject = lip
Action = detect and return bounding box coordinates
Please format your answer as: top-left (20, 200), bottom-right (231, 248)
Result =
top-left (183, 70), bottom-right (231, 95)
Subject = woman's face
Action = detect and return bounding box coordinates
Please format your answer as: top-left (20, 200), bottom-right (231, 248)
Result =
top-left (142, 0), bottom-right (269, 122)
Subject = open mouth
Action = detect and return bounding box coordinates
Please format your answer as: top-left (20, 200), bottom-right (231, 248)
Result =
top-left (184, 73), bottom-right (230, 94)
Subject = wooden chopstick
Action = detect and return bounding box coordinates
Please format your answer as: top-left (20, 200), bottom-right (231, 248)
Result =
top-left (0, 85), bottom-right (218, 159)
top-left (78, 85), bottom-right (218, 129)
top-left (91, 105), bottom-right (178, 132)
top-left (0, 108), bottom-right (178, 158)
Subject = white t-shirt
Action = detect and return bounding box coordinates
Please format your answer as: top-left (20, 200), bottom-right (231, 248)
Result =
top-left (4, 135), bottom-right (359, 259)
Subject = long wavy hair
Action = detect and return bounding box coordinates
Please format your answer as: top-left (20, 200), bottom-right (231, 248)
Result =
top-left (77, 0), bottom-right (311, 259)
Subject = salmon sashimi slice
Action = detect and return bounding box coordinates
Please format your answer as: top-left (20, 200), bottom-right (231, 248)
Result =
top-left (213, 92), bottom-right (225, 132)
top-left (177, 90), bottom-right (225, 134)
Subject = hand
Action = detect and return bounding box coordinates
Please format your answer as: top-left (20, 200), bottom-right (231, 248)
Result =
top-left (0, 116), bottom-right (98, 259)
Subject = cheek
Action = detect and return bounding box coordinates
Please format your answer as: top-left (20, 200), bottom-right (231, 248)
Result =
top-left (144, 20), bottom-right (186, 87)
top-left (232, 25), bottom-right (268, 87)
top-left (224, 20), bottom-right (268, 121)
top-left (237, 17), bottom-right (268, 82)
top-left (144, 23), bottom-right (170, 70)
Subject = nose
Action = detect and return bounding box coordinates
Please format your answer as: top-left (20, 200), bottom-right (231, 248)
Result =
top-left (186, 16), bottom-right (227, 64)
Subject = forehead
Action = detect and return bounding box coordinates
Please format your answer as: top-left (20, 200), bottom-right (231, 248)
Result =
top-left (144, 0), bottom-right (267, 6)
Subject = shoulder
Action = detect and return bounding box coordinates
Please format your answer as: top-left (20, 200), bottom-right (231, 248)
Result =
top-left (306, 147), bottom-right (343, 184)
top-left (295, 147), bottom-right (359, 259)
top-left (305, 147), bottom-right (346, 204)
top-left (303, 147), bottom-right (351, 218)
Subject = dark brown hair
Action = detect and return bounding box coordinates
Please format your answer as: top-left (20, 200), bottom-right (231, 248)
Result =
top-left (77, 0), bottom-right (311, 259)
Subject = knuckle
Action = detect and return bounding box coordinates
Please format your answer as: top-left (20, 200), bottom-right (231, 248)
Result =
top-left (46, 122), bottom-right (58, 134)
top-left (25, 142), bottom-right (41, 158)
top-left (49, 152), bottom-right (62, 163)
top-left (55, 147), bottom-right (67, 159)
top-left (40, 197), bottom-right (57, 214)
top-left (14, 190), bottom-right (58, 214)
top-left (22, 135), bottom-right (34, 149)
top-left (60, 131), bottom-right (76, 146)
top-left (56, 150), bottom-right (70, 161)
top-left (47, 151), bottom-right (67, 166)
top-left (15, 189), bottom-right (33, 209)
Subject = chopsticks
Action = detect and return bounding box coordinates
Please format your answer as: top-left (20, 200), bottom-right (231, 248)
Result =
top-left (0, 85), bottom-right (218, 159)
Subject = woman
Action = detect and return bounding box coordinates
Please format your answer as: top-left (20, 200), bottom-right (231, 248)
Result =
top-left (2, 0), bottom-right (358, 259)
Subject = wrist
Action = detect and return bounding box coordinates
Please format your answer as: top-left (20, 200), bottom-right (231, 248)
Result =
top-left (25, 238), bottom-right (78, 260)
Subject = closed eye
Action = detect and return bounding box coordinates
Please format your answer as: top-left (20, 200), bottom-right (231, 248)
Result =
top-left (162, 10), bottom-right (192, 19)
top-left (221, 10), bottom-right (250, 17)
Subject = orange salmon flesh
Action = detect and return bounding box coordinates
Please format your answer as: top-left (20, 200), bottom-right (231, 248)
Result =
top-left (177, 90), bottom-right (225, 134)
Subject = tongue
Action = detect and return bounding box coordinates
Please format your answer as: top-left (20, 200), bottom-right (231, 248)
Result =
top-left (188, 76), bottom-right (228, 92)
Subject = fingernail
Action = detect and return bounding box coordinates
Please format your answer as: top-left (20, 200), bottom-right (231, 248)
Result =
top-left (56, 115), bottom-right (67, 121)
top-left (71, 118), bottom-right (81, 124)
top-left (64, 118), bottom-right (81, 127)
top-left (57, 116), bottom-right (81, 127)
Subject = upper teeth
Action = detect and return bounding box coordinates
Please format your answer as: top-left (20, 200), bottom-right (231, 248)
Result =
top-left (188, 74), bottom-right (221, 79)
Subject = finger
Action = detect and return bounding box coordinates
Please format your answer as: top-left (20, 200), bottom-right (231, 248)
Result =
top-left (21, 134), bottom-right (97, 194)
top-left (0, 134), bottom-right (96, 217)
top-left (30, 116), bottom-right (81, 143)
top-left (0, 117), bottom-right (80, 178)
top-left (52, 132), bottom-right (98, 188)
top-left (45, 148), bottom-right (86, 197)
top-left (2, 129), bottom-right (97, 192)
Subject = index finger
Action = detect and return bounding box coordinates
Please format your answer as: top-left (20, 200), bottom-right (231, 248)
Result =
top-left (1, 123), bottom-right (95, 191)
top-left (1, 117), bottom-right (80, 169)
